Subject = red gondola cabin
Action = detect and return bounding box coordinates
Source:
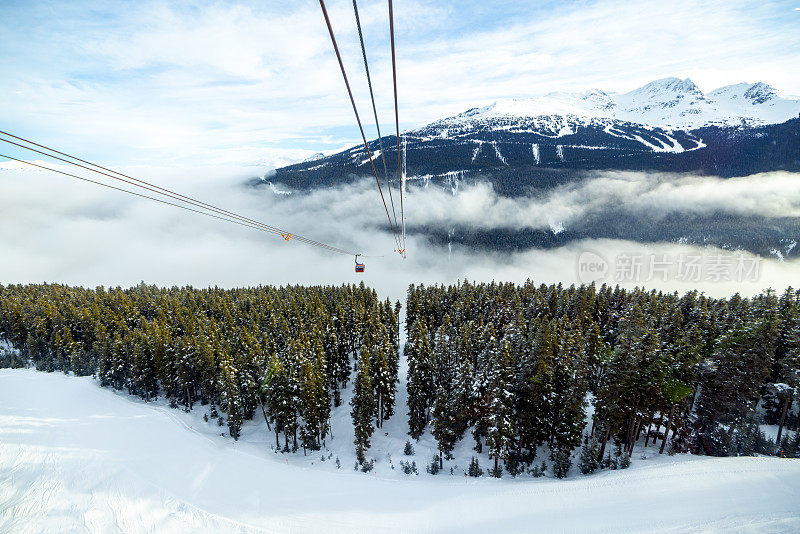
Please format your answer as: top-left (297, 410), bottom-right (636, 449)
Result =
top-left (355, 255), bottom-right (365, 273)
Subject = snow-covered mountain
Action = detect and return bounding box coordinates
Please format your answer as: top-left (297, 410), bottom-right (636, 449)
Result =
top-left (265, 77), bottom-right (800, 256)
top-left (301, 152), bottom-right (325, 163)
top-left (439, 77), bottom-right (800, 131)
top-left (271, 77), bottom-right (799, 191)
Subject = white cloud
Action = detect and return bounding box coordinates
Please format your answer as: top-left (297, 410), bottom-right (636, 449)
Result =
top-left (1, 165), bottom-right (797, 301)
top-left (1, 0), bottom-right (799, 166)
top-left (397, 171), bottom-right (800, 231)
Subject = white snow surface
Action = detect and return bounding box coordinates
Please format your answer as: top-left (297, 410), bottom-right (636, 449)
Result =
top-left (300, 153), bottom-right (325, 163)
top-left (437, 77), bottom-right (800, 131)
top-left (2, 368), bottom-right (800, 533)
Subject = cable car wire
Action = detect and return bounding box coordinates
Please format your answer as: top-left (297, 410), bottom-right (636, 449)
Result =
top-left (0, 130), bottom-right (333, 251)
top-left (351, 0), bottom-right (399, 233)
top-left (0, 154), bottom-right (291, 240)
top-left (388, 0), bottom-right (406, 254)
top-left (317, 0), bottom-right (402, 254)
top-left (0, 152), bottom-right (365, 256)
top-left (0, 132), bottom-right (367, 256)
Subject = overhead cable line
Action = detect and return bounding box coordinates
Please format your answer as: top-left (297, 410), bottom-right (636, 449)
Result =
top-left (352, 0), bottom-right (399, 233)
top-left (0, 154), bottom-right (288, 238)
top-left (0, 135), bottom-right (370, 257)
top-left (0, 151), bottom-right (358, 256)
top-left (0, 130), bottom-right (343, 253)
top-left (317, 0), bottom-right (402, 254)
top-left (388, 0), bottom-right (406, 255)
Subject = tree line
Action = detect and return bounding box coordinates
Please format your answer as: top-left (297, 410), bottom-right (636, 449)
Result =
top-left (0, 282), bottom-right (400, 457)
top-left (1, 281), bottom-right (799, 477)
top-left (405, 281), bottom-right (800, 477)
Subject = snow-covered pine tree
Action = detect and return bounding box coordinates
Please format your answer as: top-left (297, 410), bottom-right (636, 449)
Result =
top-left (698, 310), bottom-right (779, 438)
top-left (772, 295), bottom-right (800, 444)
top-left (552, 446), bottom-right (572, 478)
top-left (510, 317), bottom-right (552, 461)
top-left (579, 434), bottom-right (601, 474)
top-left (298, 335), bottom-right (330, 451)
top-left (486, 339), bottom-right (515, 476)
top-left (548, 318), bottom-right (588, 456)
top-left (431, 315), bottom-right (463, 466)
top-left (407, 319), bottom-right (434, 439)
top-left (351, 348), bottom-right (376, 463)
top-left (104, 331), bottom-right (129, 391)
top-left (264, 354), bottom-right (293, 450)
top-left (371, 322), bottom-right (397, 428)
top-left (468, 457), bottom-right (483, 477)
top-left (218, 353), bottom-right (243, 440)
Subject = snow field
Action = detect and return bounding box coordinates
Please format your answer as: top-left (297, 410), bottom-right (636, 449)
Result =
top-left (2, 368), bottom-right (800, 533)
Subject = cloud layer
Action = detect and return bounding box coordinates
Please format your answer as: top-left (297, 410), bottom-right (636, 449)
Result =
top-left (1, 163), bottom-right (798, 302)
top-left (399, 171), bottom-right (800, 231)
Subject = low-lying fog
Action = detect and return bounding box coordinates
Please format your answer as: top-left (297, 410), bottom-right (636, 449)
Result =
top-left (1, 162), bottom-right (798, 302)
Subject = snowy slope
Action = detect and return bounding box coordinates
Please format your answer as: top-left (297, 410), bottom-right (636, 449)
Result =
top-left (437, 77), bottom-right (800, 131)
top-left (2, 368), bottom-right (800, 533)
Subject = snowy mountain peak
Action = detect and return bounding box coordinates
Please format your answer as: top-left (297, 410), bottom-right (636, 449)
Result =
top-left (434, 77), bottom-right (800, 131)
top-left (301, 152), bottom-right (325, 163)
top-left (708, 82), bottom-right (779, 106)
top-left (743, 82), bottom-right (778, 104)
top-left (630, 77), bottom-right (702, 97)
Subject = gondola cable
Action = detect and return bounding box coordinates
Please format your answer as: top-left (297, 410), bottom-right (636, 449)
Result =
top-left (0, 148), bottom-right (380, 259)
top-left (388, 0), bottom-right (406, 255)
top-left (317, 0), bottom-right (403, 254)
top-left (352, 0), bottom-right (399, 233)
top-left (0, 132), bottom-right (372, 257)
top-left (0, 152), bottom-right (378, 257)
top-left (0, 154), bottom-right (298, 242)
top-left (0, 130), bottom-right (335, 251)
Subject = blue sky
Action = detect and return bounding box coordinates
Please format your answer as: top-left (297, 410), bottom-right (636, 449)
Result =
top-left (2, 0), bottom-right (799, 167)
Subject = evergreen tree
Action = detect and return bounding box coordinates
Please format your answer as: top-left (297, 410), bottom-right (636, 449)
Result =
top-left (548, 319), bottom-right (588, 454)
top-left (406, 319), bottom-right (434, 439)
top-left (218, 353), bottom-right (243, 440)
top-left (431, 315), bottom-right (463, 466)
top-left (468, 457), bottom-right (483, 477)
top-left (485, 339), bottom-right (515, 475)
top-left (351, 348), bottom-right (376, 463)
top-left (579, 435), bottom-right (601, 474)
top-left (552, 447), bottom-right (572, 478)
top-left (264, 355), bottom-right (295, 450)
top-left (371, 326), bottom-right (397, 428)
top-left (298, 336), bottom-right (330, 451)
top-left (699, 312), bottom-right (779, 433)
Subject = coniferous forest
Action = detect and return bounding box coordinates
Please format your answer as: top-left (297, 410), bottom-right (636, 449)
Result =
top-left (405, 281), bottom-right (800, 475)
top-left (1, 281), bottom-right (799, 477)
top-left (0, 283), bottom-right (400, 455)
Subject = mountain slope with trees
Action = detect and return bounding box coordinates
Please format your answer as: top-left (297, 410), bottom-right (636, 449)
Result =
top-left (0, 282), bottom-right (400, 458)
top-left (405, 281), bottom-right (800, 476)
top-left (1, 281), bottom-right (799, 475)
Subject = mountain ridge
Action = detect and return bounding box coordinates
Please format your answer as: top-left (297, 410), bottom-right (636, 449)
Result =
top-left (437, 77), bottom-right (800, 131)
top-left (267, 77), bottom-right (799, 189)
top-left (262, 78), bottom-right (800, 257)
